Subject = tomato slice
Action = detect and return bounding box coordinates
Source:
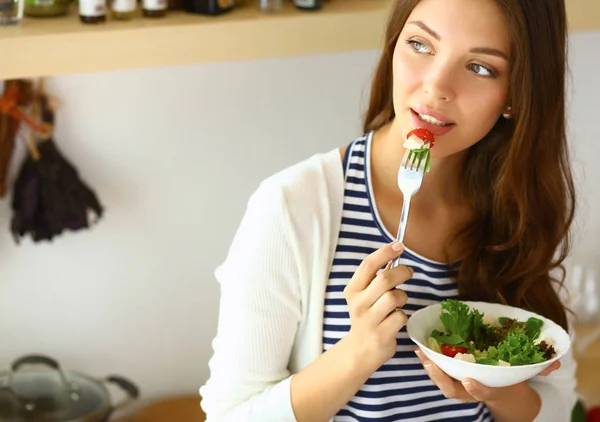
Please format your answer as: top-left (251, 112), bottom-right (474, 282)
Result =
top-left (440, 344), bottom-right (468, 358)
top-left (407, 128), bottom-right (435, 148)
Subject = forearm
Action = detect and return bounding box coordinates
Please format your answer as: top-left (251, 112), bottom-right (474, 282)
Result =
top-left (485, 382), bottom-right (542, 422)
top-left (290, 335), bottom-right (375, 422)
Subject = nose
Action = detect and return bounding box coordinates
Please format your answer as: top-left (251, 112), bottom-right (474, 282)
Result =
top-left (422, 60), bottom-right (456, 102)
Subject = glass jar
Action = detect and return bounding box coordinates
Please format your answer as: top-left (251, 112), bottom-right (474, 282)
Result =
top-left (0, 0), bottom-right (24, 24)
top-left (24, 0), bottom-right (69, 17)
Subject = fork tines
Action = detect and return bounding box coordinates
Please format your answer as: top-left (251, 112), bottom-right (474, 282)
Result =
top-left (401, 149), bottom-right (428, 172)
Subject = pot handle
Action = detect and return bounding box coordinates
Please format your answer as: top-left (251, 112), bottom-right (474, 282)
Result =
top-left (106, 375), bottom-right (140, 411)
top-left (7, 354), bottom-right (71, 392)
top-left (12, 355), bottom-right (60, 371)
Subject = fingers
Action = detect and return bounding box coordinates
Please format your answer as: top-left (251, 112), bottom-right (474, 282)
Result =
top-left (414, 348), bottom-right (536, 405)
top-left (379, 308), bottom-right (408, 334)
top-left (345, 242), bottom-right (404, 294)
top-left (369, 288), bottom-right (409, 324)
top-left (460, 378), bottom-right (494, 403)
top-left (538, 360), bottom-right (561, 376)
top-left (360, 264), bottom-right (414, 309)
top-left (415, 348), bottom-right (474, 403)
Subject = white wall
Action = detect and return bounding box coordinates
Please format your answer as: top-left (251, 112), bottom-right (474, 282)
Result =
top-left (0, 31), bottom-right (598, 415)
top-left (566, 32), bottom-right (600, 266)
top-left (0, 49), bottom-right (380, 414)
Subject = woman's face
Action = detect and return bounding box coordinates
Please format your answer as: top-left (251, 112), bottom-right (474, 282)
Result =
top-left (392, 0), bottom-right (512, 158)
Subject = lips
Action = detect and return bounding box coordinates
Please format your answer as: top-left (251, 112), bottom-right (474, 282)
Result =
top-left (412, 105), bottom-right (454, 124)
top-left (410, 108), bottom-right (456, 137)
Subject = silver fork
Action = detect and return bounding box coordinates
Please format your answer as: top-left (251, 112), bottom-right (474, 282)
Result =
top-left (390, 149), bottom-right (427, 268)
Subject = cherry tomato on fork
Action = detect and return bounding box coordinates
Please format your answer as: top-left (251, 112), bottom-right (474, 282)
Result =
top-left (407, 128), bottom-right (435, 148)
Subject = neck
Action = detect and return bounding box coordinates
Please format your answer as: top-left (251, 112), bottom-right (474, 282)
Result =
top-left (371, 122), bottom-right (468, 207)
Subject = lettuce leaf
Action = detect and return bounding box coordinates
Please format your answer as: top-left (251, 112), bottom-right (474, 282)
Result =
top-left (473, 346), bottom-right (500, 365)
top-left (431, 330), bottom-right (466, 346)
top-left (437, 299), bottom-right (494, 348)
top-left (439, 299), bottom-right (473, 341)
top-left (496, 316), bottom-right (544, 341)
top-left (431, 300), bottom-right (550, 366)
top-left (525, 317), bottom-right (543, 340)
top-left (496, 332), bottom-right (546, 365)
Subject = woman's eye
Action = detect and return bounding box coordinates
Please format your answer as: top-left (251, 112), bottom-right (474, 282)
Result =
top-left (468, 63), bottom-right (495, 77)
top-left (407, 40), bottom-right (431, 54)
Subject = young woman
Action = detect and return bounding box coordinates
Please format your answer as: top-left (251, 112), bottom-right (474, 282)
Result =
top-left (199, 0), bottom-right (578, 421)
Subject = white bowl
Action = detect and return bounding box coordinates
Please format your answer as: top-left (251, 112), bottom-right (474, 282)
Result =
top-left (406, 301), bottom-right (572, 387)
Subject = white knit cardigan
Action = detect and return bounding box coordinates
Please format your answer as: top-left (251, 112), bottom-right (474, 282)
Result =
top-left (199, 147), bottom-right (578, 422)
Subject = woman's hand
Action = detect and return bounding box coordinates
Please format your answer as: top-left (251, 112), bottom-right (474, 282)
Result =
top-left (342, 241), bottom-right (415, 372)
top-left (289, 242), bottom-right (415, 422)
top-left (415, 347), bottom-right (562, 421)
top-left (414, 347), bottom-right (560, 403)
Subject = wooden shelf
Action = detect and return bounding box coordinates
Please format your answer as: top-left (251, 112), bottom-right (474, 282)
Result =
top-left (0, 0), bottom-right (393, 80)
top-left (0, 0), bottom-right (597, 81)
top-left (566, 0), bottom-right (600, 33)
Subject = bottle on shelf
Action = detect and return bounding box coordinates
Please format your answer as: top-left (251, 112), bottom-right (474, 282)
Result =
top-left (293, 0), bottom-right (322, 11)
top-left (142, 0), bottom-right (166, 16)
top-left (258, 0), bottom-right (281, 13)
top-left (111, 0), bottom-right (136, 19)
top-left (79, 0), bottom-right (107, 22)
top-left (182, 0), bottom-right (234, 15)
top-left (167, 0), bottom-right (180, 10)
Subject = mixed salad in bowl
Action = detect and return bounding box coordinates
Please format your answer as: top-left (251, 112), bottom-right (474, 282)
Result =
top-left (427, 299), bottom-right (556, 366)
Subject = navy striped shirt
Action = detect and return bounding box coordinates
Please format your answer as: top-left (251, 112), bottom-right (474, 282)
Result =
top-left (323, 132), bottom-right (492, 421)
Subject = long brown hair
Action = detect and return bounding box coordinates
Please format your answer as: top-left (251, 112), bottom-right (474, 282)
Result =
top-left (364, 0), bottom-right (576, 331)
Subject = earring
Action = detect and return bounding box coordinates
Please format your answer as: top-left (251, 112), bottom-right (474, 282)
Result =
top-left (503, 106), bottom-right (512, 119)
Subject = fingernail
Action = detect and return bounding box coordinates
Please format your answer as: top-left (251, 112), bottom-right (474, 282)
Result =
top-left (415, 349), bottom-right (421, 356)
top-left (392, 242), bottom-right (403, 252)
top-left (462, 380), bottom-right (471, 387)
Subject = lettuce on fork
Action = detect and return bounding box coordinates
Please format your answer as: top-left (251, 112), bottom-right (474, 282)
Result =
top-left (427, 299), bottom-right (556, 366)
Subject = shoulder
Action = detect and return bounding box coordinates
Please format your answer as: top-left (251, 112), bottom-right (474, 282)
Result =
top-left (266, 148), bottom-right (343, 188)
top-left (257, 132), bottom-right (367, 200)
top-left (245, 133), bottom-right (367, 229)
top-left (253, 147), bottom-right (345, 211)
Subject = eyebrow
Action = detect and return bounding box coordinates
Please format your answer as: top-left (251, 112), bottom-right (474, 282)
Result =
top-left (407, 20), bottom-right (509, 61)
